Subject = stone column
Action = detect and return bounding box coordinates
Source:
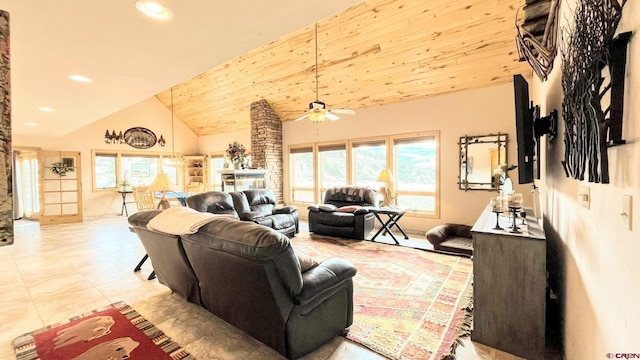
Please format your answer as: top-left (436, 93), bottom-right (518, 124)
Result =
top-left (0, 10), bottom-right (12, 246)
top-left (250, 99), bottom-right (283, 204)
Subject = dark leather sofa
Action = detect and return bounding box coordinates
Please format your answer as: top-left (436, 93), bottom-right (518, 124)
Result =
top-left (128, 210), bottom-right (357, 359)
top-left (308, 186), bottom-right (377, 240)
top-left (186, 189), bottom-right (299, 237)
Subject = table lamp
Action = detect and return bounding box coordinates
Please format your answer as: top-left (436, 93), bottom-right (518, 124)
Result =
top-left (148, 172), bottom-right (175, 202)
top-left (376, 168), bottom-right (396, 207)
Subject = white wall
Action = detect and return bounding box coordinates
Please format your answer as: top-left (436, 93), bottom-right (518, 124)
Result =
top-left (282, 83), bottom-right (531, 233)
top-left (14, 97), bottom-right (199, 218)
top-left (531, 1), bottom-right (640, 358)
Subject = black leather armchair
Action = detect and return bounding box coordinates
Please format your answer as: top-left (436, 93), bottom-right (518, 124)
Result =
top-left (308, 186), bottom-right (377, 240)
top-left (231, 189), bottom-right (299, 237)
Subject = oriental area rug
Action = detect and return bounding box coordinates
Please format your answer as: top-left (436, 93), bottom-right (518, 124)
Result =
top-left (13, 302), bottom-right (192, 360)
top-left (292, 233), bottom-right (474, 360)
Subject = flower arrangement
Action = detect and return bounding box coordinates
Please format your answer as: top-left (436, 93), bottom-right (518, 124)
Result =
top-left (50, 162), bottom-right (72, 177)
top-left (226, 141), bottom-right (246, 164)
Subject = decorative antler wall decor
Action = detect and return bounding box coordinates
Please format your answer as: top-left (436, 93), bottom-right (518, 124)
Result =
top-left (560, 0), bottom-right (628, 184)
top-left (515, 0), bottom-right (561, 81)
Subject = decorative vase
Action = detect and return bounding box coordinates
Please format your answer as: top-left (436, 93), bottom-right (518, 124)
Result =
top-left (234, 161), bottom-right (241, 170)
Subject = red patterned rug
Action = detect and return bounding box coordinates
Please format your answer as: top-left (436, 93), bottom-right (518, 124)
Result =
top-left (13, 302), bottom-right (192, 360)
top-left (292, 233), bottom-right (473, 360)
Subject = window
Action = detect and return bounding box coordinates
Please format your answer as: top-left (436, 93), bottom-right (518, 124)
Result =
top-left (287, 131), bottom-right (439, 217)
top-left (290, 146), bottom-right (314, 203)
top-left (92, 150), bottom-right (179, 191)
top-left (393, 134), bottom-right (438, 213)
top-left (209, 153), bottom-right (225, 191)
top-left (318, 143), bottom-right (346, 199)
top-left (95, 153), bottom-right (117, 189)
top-left (352, 140), bottom-right (387, 188)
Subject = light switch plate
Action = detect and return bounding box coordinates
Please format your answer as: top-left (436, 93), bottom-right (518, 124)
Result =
top-left (579, 185), bottom-right (590, 209)
top-left (621, 194), bottom-right (632, 230)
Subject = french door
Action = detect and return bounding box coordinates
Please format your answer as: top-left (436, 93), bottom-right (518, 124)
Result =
top-left (38, 151), bottom-right (83, 225)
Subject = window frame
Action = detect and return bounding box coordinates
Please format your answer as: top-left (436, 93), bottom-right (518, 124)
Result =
top-left (287, 131), bottom-right (440, 218)
top-left (91, 149), bottom-right (181, 192)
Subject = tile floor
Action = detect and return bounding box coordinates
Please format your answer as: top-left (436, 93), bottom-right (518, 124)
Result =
top-left (0, 215), bottom-right (559, 360)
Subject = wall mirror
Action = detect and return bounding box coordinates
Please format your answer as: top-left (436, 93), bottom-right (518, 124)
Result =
top-left (459, 133), bottom-right (508, 191)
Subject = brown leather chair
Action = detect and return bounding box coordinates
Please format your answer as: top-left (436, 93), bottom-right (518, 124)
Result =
top-left (426, 223), bottom-right (473, 256)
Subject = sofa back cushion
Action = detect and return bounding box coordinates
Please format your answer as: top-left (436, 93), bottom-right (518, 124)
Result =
top-left (183, 218), bottom-right (303, 297)
top-left (186, 191), bottom-right (238, 217)
top-left (324, 186), bottom-right (377, 208)
top-left (244, 189), bottom-right (277, 217)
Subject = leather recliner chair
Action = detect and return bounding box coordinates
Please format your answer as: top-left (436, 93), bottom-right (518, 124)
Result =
top-left (231, 189), bottom-right (299, 237)
top-left (308, 186), bottom-right (377, 240)
top-left (127, 211), bottom-right (356, 359)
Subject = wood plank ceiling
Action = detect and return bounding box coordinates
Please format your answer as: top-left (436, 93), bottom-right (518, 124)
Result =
top-left (156, 0), bottom-right (531, 136)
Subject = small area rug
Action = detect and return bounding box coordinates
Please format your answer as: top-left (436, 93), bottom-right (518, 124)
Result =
top-left (292, 233), bottom-right (473, 360)
top-left (13, 301), bottom-right (192, 360)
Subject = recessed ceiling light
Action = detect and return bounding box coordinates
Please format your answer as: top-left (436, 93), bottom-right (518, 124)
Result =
top-left (24, 122), bottom-right (38, 126)
top-left (69, 74), bottom-right (92, 83)
top-left (135, 1), bottom-right (173, 20)
top-left (38, 107), bottom-right (55, 112)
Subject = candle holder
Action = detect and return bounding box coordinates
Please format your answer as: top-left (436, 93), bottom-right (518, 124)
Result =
top-left (493, 210), bottom-right (504, 230)
top-left (509, 206), bottom-right (521, 233)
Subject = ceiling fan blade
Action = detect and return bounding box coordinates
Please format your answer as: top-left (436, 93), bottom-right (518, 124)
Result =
top-left (326, 112), bottom-right (340, 121)
top-left (330, 109), bottom-right (356, 115)
top-left (294, 114), bottom-right (309, 121)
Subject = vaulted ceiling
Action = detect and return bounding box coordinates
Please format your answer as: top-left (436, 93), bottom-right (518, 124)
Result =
top-left (156, 0), bottom-right (532, 136)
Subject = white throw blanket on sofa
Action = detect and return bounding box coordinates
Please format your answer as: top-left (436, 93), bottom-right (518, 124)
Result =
top-left (147, 207), bottom-right (236, 235)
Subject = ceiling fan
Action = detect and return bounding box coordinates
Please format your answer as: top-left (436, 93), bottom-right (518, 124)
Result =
top-left (294, 24), bottom-right (355, 124)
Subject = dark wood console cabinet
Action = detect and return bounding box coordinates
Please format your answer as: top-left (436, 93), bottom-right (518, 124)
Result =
top-left (471, 206), bottom-right (546, 359)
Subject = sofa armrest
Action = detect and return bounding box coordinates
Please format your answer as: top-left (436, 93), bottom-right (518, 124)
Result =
top-left (274, 206), bottom-right (298, 215)
top-left (295, 258), bottom-right (357, 304)
top-left (308, 204), bottom-right (337, 213)
top-left (239, 210), bottom-right (262, 221)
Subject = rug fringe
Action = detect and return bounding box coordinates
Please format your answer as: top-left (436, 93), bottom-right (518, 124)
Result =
top-left (441, 282), bottom-right (474, 360)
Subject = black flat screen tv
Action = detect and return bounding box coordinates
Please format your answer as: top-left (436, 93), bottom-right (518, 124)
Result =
top-left (513, 74), bottom-right (534, 184)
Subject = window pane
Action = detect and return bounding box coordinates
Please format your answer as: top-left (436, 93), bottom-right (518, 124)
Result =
top-left (394, 137), bottom-right (437, 211)
top-left (121, 156), bottom-right (159, 187)
top-left (397, 195), bottom-right (435, 211)
top-left (319, 147), bottom-right (346, 189)
top-left (95, 154), bottom-right (117, 189)
top-left (353, 142), bottom-right (386, 188)
top-left (394, 138), bottom-right (436, 192)
top-left (290, 149), bottom-right (314, 203)
top-left (210, 156), bottom-right (225, 191)
top-left (161, 157), bottom-right (178, 185)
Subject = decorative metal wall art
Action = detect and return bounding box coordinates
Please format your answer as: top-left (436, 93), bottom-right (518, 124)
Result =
top-left (103, 127), bottom-right (166, 148)
top-left (515, 0), bottom-right (561, 81)
top-left (560, 0), bottom-right (629, 184)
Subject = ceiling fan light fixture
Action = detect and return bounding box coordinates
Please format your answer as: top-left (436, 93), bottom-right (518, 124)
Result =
top-left (309, 111), bottom-right (325, 124)
top-left (135, 1), bottom-right (173, 20)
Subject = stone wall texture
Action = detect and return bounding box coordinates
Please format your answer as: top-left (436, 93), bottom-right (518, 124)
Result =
top-left (250, 99), bottom-right (283, 204)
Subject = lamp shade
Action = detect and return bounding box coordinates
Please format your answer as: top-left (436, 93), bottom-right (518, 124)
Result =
top-left (148, 173), bottom-right (175, 192)
top-left (376, 168), bottom-right (395, 183)
top-left (309, 111), bottom-right (325, 124)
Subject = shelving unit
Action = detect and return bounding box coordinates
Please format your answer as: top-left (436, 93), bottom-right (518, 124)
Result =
top-left (218, 169), bottom-right (267, 192)
top-left (183, 155), bottom-right (207, 193)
